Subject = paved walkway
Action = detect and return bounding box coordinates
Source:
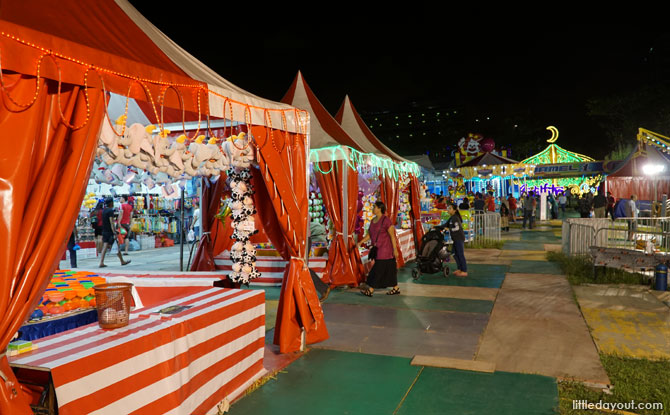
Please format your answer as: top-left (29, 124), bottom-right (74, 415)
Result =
top-left (67, 219), bottom-right (668, 413)
top-left (230, 224), bottom-right (611, 414)
top-left (574, 285), bottom-right (670, 360)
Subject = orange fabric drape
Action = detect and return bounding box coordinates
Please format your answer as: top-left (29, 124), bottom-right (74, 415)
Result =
top-left (0, 75), bottom-right (105, 415)
top-left (379, 174), bottom-right (405, 268)
top-left (409, 175), bottom-right (425, 255)
top-left (190, 176), bottom-right (225, 272)
top-left (315, 161), bottom-right (363, 287)
top-left (251, 125), bottom-right (328, 353)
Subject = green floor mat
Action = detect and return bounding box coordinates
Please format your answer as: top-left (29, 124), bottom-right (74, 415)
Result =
top-left (520, 232), bottom-right (561, 243)
top-left (502, 241), bottom-right (549, 251)
top-left (230, 349), bottom-right (421, 415)
top-left (397, 366), bottom-right (558, 415)
top-left (400, 264), bottom-right (508, 289)
top-left (324, 290), bottom-right (494, 314)
top-left (509, 260), bottom-right (564, 275)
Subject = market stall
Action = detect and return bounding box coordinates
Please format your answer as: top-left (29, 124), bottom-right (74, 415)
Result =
top-left (209, 73), bottom-right (420, 289)
top-left (10, 287), bottom-right (265, 415)
top-left (606, 128), bottom-right (670, 201)
top-left (0, 2), bottom-right (324, 413)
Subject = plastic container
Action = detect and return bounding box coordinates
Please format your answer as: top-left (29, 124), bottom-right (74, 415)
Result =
top-left (93, 283), bottom-right (133, 329)
top-left (654, 264), bottom-right (668, 291)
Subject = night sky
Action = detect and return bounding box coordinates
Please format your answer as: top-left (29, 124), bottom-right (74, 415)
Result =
top-left (128, 4), bottom-right (670, 160)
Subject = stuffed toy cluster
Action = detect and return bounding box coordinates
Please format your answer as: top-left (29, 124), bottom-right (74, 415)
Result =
top-left (96, 114), bottom-right (232, 182)
top-left (227, 167), bottom-right (260, 285)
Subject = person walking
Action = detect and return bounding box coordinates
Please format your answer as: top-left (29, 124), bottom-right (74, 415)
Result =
top-left (507, 194), bottom-right (518, 223)
top-left (446, 203), bottom-right (467, 277)
top-left (522, 191), bottom-right (536, 229)
top-left (99, 198), bottom-right (131, 268)
top-left (558, 193), bottom-right (567, 218)
top-left (358, 201), bottom-right (401, 296)
top-left (91, 201), bottom-right (104, 255)
top-left (118, 196), bottom-right (133, 254)
top-left (592, 190), bottom-right (607, 218)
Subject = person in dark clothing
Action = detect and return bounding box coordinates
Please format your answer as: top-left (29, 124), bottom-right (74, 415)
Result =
top-left (357, 201), bottom-right (400, 296)
top-left (99, 198), bottom-right (131, 268)
top-left (473, 193), bottom-right (485, 213)
top-left (606, 192), bottom-right (616, 219)
top-left (67, 229), bottom-right (78, 268)
top-left (522, 191), bottom-right (536, 229)
top-left (592, 191), bottom-right (608, 218)
top-left (91, 201), bottom-right (104, 255)
top-left (446, 203), bottom-right (467, 277)
top-left (578, 195), bottom-right (591, 218)
top-left (459, 197), bottom-right (470, 210)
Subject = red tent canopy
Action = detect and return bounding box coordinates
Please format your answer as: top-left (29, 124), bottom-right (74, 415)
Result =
top-left (0, 4), bottom-right (321, 413)
top-left (606, 131), bottom-right (670, 200)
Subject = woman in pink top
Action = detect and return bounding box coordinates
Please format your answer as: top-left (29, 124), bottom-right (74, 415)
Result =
top-left (357, 201), bottom-right (400, 296)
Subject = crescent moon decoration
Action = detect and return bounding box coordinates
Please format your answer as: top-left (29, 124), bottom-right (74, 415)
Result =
top-left (547, 126), bottom-right (559, 143)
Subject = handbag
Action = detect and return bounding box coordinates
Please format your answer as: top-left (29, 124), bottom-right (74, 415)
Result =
top-left (368, 217), bottom-right (385, 261)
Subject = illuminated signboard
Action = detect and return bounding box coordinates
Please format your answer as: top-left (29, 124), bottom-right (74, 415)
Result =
top-left (533, 162), bottom-right (604, 178)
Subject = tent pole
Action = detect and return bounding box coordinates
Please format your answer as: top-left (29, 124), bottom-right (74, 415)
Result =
top-left (342, 160), bottom-right (348, 257)
top-left (180, 187), bottom-right (185, 271)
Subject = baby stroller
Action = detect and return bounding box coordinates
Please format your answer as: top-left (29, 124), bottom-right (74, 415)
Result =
top-left (412, 225), bottom-right (451, 279)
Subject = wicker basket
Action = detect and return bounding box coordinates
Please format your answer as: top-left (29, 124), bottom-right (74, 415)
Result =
top-left (93, 283), bottom-right (133, 329)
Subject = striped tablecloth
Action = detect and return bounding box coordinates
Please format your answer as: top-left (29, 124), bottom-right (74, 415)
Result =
top-left (214, 254), bottom-right (327, 286)
top-left (10, 287), bottom-right (266, 415)
top-left (214, 229), bottom-right (417, 286)
top-left (397, 228), bottom-right (417, 262)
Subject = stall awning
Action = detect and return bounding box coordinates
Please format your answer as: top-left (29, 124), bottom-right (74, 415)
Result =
top-left (0, 0), bottom-right (304, 131)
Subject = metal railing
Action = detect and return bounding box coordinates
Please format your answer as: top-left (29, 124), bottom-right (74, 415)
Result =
top-left (471, 212), bottom-right (501, 244)
top-left (563, 217), bottom-right (670, 255)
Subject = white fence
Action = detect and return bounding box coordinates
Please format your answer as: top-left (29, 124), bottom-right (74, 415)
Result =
top-left (562, 217), bottom-right (670, 255)
top-left (471, 212), bottom-right (501, 245)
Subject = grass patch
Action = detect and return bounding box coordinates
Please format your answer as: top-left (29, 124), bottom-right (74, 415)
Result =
top-left (558, 354), bottom-right (670, 414)
top-left (466, 239), bottom-right (505, 249)
top-left (546, 251), bottom-right (648, 285)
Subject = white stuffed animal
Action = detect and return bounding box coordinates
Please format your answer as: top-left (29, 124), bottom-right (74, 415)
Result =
top-left (185, 135), bottom-right (207, 176)
top-left (152, 129), bottom-right (173, 173)
top-left (97, 115), bottom-right (121, 165)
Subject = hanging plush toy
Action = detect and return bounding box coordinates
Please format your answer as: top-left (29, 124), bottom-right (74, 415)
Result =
top-left (226, 157), bottom-right (259, 285)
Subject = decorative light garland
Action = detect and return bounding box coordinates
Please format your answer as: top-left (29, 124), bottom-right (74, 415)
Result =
top-left (310, 145), bottom-right (421, 179)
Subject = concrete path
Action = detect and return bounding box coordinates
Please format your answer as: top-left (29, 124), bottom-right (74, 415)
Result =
top-left (574, 285), bottom-right (670, 360)
top-left (476, 273), bottom-right (610, 384)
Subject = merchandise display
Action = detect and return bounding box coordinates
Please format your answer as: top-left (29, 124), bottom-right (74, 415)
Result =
top-left (30, 271), bottom-right (107, 322)
top-left (227, 161), bottom-right (260, 284)
top-left (398, 176), bottom-right (412, 230)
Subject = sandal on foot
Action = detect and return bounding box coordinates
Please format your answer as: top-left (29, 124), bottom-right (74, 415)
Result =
top-left (360, 288), bottom-right (373, 297)
top-left (121, 260), bottom-right (131, 266)
top-left (387, 287), bottom-right (400, 295)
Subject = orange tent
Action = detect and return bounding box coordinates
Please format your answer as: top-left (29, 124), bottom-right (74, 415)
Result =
top-left (281, 72), bottom-right (366, 287)
top-left (0, 2), bottom-right (325, 413)
top-left (336, 95), bottom-right (424, 261)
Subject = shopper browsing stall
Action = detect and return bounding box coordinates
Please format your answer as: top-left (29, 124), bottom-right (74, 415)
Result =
top-left (446, 203), bottom-right (467, 277)
top-left (357, 201), bottom-right (401, 296)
